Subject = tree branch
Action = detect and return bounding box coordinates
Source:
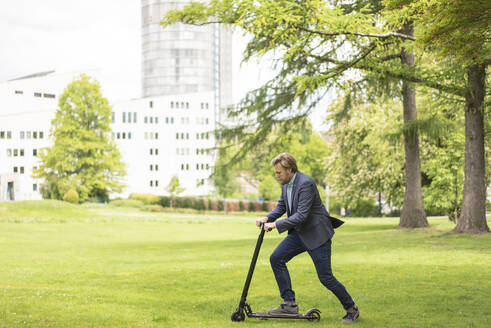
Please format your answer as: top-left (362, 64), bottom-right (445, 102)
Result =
top-left (299, 27), bottom-right (417, 41)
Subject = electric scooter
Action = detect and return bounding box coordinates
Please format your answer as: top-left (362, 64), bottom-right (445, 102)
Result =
top-left (230, 223), bottom-right (321, 322)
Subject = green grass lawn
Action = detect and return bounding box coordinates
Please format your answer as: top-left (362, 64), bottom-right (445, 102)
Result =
top-left (0, 201), bottom-right (490, 327)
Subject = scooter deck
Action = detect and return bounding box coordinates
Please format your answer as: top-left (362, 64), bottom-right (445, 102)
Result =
top-left (248, 308), bottom-right (320, 321)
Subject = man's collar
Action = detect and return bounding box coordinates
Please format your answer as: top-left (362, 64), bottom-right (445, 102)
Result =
top-left (286, 172), bottom-right (297, 186)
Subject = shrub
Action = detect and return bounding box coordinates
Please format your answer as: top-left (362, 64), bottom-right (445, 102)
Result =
top-left (109, 199), bottom-right (144, 209)
top-left (239, 201), bottom-right (245, 211)
top-left (261, 201), bottom-right (269, 212)
top-left (195, 198), bottom-right (206, 211)
top-left (160, 196), bottom-right (171, 208)
top-left (217, 199), bottom-right (224, 211)
top-left (63, 189), bottom-right (79, 204)
top-left (183, 197), bottom-right (194, 209)
top-left (129, 193), bottom-right (160, 205)
top-left (248, 201), bottom-right (255, 212)
top-left (143, 204), bottom-right (165, 212)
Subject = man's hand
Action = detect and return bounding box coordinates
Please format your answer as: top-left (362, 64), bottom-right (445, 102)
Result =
top-left (256, 217), bottom-right (268, 227)
top-left (264, 222), bottom-right (276, 232)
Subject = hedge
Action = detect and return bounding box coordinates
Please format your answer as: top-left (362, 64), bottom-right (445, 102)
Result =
top-left (123, 195), bottom-right (277, 212)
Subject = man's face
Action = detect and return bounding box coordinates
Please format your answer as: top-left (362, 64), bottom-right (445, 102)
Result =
top-left (274, 163), bottom-right (294, 185)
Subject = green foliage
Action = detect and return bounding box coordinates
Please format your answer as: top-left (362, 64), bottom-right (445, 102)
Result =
top-left (129, 193), bottom-right (161, 205)
top-left (166, 175), bottom-right (185, 198)
top-left (33, 74), bottom-right (126, 202)
top-left (214, 122), bottom-right (331, 201)
top-left (62, 189), bottom-right (79, 204)
top-left (384, 0), bottom-right (490, 66)
top-left (327, 97), bottom-right (406, 207)
top-left (328, 196), bottom-right (377, 217)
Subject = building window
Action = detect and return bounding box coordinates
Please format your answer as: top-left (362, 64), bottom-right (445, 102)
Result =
top-left (176, 102), bottom-right (179, 109)
top-left (117, 132), bottom-right (121, 139)
top-left (122, 112), bottom-right (126, 123)
top-left (150, 180), bottom-right (153, 187)
top-left (133, 112), bottom-right (137, 123)
top-left (155, 164), bottom-right (159, 171)
top-left (155, 180), bottom-right (159, 187)
top-left (155, 117), bottom-right (159, 124)
top-left (34, 92), bottom-right (42, 97)
top-left (39, 131), bottom-right (44, 139)
top-left (43, 93), bottom-right (55, 99)
top-left (7, 131), bottom-right (11, 139)
top-left (171, 117), bottom-right (174, 124)
top-left (13, 149), bottom-right (18, 157)
top-left (111, 112), bottom-right (115, 122)
top-left (128, 112), bottom-right (132, 123)
top-left (13, 167), bottom-right (18, 173)
top-left (26, 131), bottom-right (31, 139)
top-left (155, 133), bottom-right (158, 139)
top-left (150, 101), bottom-right (153, 108)
top-left (171, 101), bottom-right (174, 108)
top-left (33, 131), bottom-right (38, 139)
top-left (150, 164), bottom-right (153, 171)
top-left (20, 149), bottom-right (24, 156)
top-left (33, 149), bottom-right (38, 156)
top-left (20, 167), bottom-right (24, 174)
top-left (155, 148), bottom-right (159, 155)
top-left (122, 133), bottom-right (126, 139)
top-left (144, 116), bottom-right (148, 124)
top-left (33, 184), bottom-right (38, 191)
top-left (150, 149), bottom-right (153, 155)
top-left (128, 132), bottom-right (132, 139)
top-left (186, 102), bottom-right (189, 109)
top-left (0, 131), bottom-right (4, 139)
top-left (15, 90), bottom-right (23, 95)
top-left (7, 149), bottom-right (12, 157)
top-left (200, 102), bottom-right (204, 109)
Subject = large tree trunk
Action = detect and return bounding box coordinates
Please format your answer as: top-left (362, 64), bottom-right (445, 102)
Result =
top-left (453, 64), bottom-right (489, 233)
top-left (398, 23), bottom-right (429, 229)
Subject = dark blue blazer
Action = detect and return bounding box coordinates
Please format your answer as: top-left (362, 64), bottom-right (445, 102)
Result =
top-left (266, 171), bottom-right (343, 250)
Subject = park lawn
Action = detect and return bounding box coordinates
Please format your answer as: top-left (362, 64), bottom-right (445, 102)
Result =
top-left (0, 201), bottom-right (490, 327)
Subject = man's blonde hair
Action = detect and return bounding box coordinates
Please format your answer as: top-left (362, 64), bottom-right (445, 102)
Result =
top-left (270, 153), bottom-right (298, 173)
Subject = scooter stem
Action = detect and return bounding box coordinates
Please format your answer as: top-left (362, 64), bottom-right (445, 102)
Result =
top-left (238, 223), bottom-right (266, 308)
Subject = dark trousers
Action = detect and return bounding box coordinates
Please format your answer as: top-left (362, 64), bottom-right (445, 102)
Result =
top-left (270, 230), bottom-right (355, 310)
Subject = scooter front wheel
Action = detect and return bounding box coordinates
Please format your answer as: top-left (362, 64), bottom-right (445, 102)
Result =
top-left (231, 308), bottom-right (246, 322)
top-left (305, 308), bottom-right (321, 321)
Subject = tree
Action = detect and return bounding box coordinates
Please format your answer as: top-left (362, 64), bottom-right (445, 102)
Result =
top-left (384, 0), bottom-right (489, 232)
top-left (162, 0), bottom-right (434, 227)
top-left (327, 97), bottom-right (405, 210)
top-left (163, 0), bottom-right (488, 232)
top-left (166, 174), bottom-right (185, 207)
top-left (212, 119), bottom-right (330, 201)
top-left (34, 74), bottom-right (126, 202)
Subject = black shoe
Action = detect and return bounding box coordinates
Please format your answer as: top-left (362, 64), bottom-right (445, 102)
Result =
top-left (342, 306), bottom-right (359, 323)
top-left (268, 303), bottom-right (299, 315)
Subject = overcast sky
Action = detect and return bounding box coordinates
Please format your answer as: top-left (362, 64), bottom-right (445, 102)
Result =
top-left (0, 0), bottom-right (327, 130)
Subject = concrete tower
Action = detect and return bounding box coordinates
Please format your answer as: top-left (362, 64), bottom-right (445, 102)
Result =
top-left (141, 0), bottom-right (233, 112)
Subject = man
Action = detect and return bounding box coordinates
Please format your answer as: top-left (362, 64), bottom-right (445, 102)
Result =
top-left (256, 153), bottom-right (359, 323)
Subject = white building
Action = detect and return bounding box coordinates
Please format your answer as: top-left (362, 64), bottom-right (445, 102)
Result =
top-left (0, 71), bottom-right (216, 201)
